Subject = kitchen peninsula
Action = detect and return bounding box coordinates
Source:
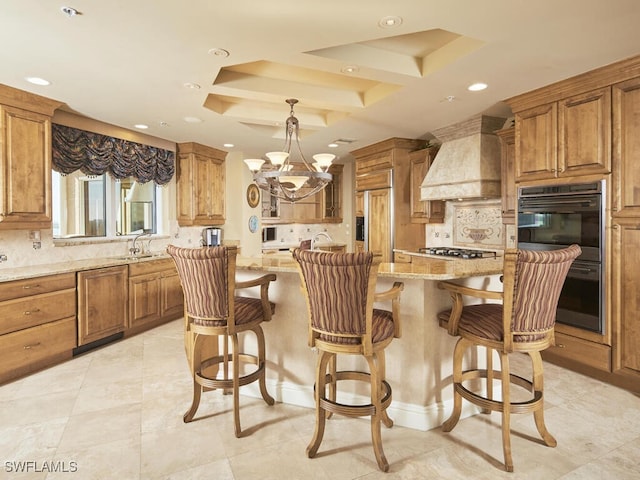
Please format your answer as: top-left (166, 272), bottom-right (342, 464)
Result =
top-left (234, 252), bottom-right (503, 431)
top-left (0, 250), bottom-right (502, 431)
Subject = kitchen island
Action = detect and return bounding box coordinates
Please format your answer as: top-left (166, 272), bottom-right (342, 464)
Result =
top-left (235, 253), bottom-right (503, 431)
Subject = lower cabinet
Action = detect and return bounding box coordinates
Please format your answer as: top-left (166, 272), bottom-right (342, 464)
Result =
top-left (0, 273), bottom-right (77, 384)
top-left (77, 265), bottom-right (128, 346)
top-left (128, 258), bottom-right (183, 329)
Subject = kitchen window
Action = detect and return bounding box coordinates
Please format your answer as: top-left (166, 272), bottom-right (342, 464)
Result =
top-left (52, 171), bottom-right (160, 239)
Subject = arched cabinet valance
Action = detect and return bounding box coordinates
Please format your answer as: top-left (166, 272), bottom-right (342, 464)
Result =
top-left (52, 124), bottom-right (175, 185)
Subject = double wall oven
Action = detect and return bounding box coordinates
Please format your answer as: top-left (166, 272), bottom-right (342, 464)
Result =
top-left (517, 181), bottom-right (604, 334)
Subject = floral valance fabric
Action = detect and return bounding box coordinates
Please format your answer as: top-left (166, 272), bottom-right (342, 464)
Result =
top-left (52, 124), bottom-right (175, 185)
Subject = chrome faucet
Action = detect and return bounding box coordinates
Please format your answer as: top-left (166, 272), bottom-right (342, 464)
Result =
top-left (311, 231), bottom-right (333, 251)
top-left (129, 232), bottom-right (152, 256)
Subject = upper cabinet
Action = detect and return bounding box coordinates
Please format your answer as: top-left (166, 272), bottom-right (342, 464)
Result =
top-left (612, 76), bottom-right (640, 217)
top-left (408, 146), bottom-right (444, 224)
top-left (176, 142), bottom-right (226, 226)
top-left (261, 163), bottom-right (343, 224)
top-left (514, 87), bottom-right (611, 182)
top-left (0, 85), bottom-right (62, 230)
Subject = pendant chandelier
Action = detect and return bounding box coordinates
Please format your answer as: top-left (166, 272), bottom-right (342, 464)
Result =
top-left (244, 98), bottom-right (334, 203)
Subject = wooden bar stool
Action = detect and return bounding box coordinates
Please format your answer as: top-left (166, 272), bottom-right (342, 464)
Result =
top-left (292, 249), bottom-right (404, 472)
top-left (437, 244), bottom-right (581, 471)
top-left (167, 245), bottom-right (277, 437)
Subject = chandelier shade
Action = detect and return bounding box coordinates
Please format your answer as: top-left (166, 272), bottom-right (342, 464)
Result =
top-left (244, 99), bottom-right (334, 202)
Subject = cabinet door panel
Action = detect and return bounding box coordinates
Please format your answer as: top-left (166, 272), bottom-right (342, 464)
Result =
top-left (515, 103), bottom-right (557, 181)
top-left (161, 272), bottom-right (184, 318)
top-left (0, 106), bottom-right (51, 226)
top-left (367, 189), bottom-right (391, 263)
top-left (77, 266), bottom-right (128, 345)
top-left (613, 223), bottom-right (640, 374)
top-left (612, 77), bottom-right (640, 216)
top-left (129, 273), bottom-right (161, 328)
top-left (558, 87), bottom-right (611, 177)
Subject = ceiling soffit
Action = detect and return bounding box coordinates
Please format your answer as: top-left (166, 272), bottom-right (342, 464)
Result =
top-left (203, 28), bottom-right (482, 135)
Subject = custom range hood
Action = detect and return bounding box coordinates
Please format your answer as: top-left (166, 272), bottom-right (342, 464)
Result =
top-left (420, 115), bottom-right (505, 201)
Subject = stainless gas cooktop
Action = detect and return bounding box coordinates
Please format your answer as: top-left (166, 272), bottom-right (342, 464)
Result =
top-left (418, 247), bottom-right (498, 259)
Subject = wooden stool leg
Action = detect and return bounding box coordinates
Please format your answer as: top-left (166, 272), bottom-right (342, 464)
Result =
top-left (366, 355), bottom-right (389, 472)
top-left (255, 326), bottom-right (275, 406)
top-left (484, 347), bottom-right (494, 414)
top-left (443, 337), bottom-right (467, 432)
top-left (377, 351), bottom-right (393, 428)
top-left (326, 354), bottom-right (336, 419)
top-left (232, 333), bottom-right (242, 438)
top-left (530, 351), bottom-right (557, 447)
top-left (307, 351), bottom-right (331, 458)
top-left (184, 333), bottom-right (203, 423)
top-left (499, 352), bottom-right (514, 472)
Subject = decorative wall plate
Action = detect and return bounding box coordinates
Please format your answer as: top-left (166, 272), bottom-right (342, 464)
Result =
top-left (248, 215), bottom-right (259, 233)
top-left (246, 184), bottom-right (260, 208)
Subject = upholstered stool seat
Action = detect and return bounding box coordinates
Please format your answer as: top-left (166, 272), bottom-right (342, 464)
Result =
top-left (293, 249), bottom-right (403, 472)
top-left (167, 244), bottom-right (277, 438)
top-left (437, 244), bottom-right (581, 472)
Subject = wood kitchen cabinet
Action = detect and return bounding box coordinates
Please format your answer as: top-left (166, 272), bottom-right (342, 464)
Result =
top-left (496, 127), bottom-right (516, 224)
top-left (0, 273), bottom-right (76, 384)
top-left (176, 142), bottom-right (226, 226)
top-left (610, 76), bottom-right (640, 386)
top-left (507, 54), bottom-right (640, 393)
top-left (409, 147), bottom-right (444, 224)
top-left (352, 138), bottom-right (426, 263)
top-left (77, 265), bottom-right (128, 346)
top-left (0, 85), bottom-right (62, 230)
top-left (513, 88), bottom-right (611, 183)
top-left (128, 258), bottom-right (183, 331)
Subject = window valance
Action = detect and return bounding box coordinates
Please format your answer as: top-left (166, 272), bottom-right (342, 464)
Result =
top-left (52, 124), bottom-right (175, 185)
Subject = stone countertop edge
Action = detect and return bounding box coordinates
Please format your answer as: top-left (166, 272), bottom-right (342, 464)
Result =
top-left (0, 252), bottom-right (503, 283)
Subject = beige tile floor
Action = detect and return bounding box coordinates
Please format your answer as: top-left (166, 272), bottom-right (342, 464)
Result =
top-left (1, 319), bottom-right (639, 480)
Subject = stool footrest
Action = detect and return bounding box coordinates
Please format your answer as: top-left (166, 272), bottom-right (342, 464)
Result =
top-left (195, 353), bottom-right (264, 390)
top-left (456, 368), bottom-right (543, 414)
top-left (318, 370), bottom-right (392, 418)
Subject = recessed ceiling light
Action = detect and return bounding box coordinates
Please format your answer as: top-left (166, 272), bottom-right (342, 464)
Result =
top-left (183, 82), bottom-right (201, 90)
top-left (378, 16), bottom-right (403, 28)
top-left (134, 124), bottom-right (149, 129)
top-left (25, 76), bottom-right (50, 86)
top-left (328, 143), bottom-right (339, 148)
top-left (184, 116), bottom-right (203, 123)
top-left (341, 65), bottom-right (359, 74)
top-left (159, 121), bottom-right (170, 127)
top-left (61, 6), bottom-right (80, 17)
top-left (208, 48), bottom-right (230, 58)
top-left (223, 143), bottom-right (234, 148)
top-left (468, 82), bottom-right (488, 92)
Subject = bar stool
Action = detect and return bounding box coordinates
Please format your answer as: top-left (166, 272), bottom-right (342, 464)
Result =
top-left (167, 244), bottom-right (277, 437)
top-left (292, 249), bottom-right (404, 472)
top-left (437, 244), bottom-right (581, 471)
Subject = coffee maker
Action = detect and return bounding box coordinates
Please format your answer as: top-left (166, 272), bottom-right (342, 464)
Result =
top-left (202, 227), bottom-right (223, 246)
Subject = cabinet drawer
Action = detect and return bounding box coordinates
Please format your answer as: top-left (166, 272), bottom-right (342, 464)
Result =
top-left (0, 289), bottom-right (76, 335)
top-left (0, 316), bottom-right (76, 384)
top-left (544, 332), bottom-right (611, 371)
top-left (394, 252), bottom-right (413, 263)
top-left (356, 171), bottom-right (392, 191)
top-left (0, 273), bottom-right (75, 302)
top-left (355, 154), bottom-right (393, 175)
top-left (129, 258), bottom-right (175, 277)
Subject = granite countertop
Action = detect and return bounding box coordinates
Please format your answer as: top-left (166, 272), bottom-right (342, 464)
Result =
top-left (262, 241), bottom-right (347, 251)
top-left (236, 254), bottom-right (503, 280)
top-left (0, 253), bottom-right (171, 283)
top-left (0, 249), bottom-right (503, 284)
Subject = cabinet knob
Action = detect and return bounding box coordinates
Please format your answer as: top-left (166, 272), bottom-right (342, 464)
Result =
top-left (556, 343), bottom-right (565, 348)
top-left (23, 308), bottom-right (41, 315)
top-left (22, 284), bottom-right (41, 290)
top-left (23, 342), bottom-right (42, 350)
top-left (612, 207), bottom-right (618, 212)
